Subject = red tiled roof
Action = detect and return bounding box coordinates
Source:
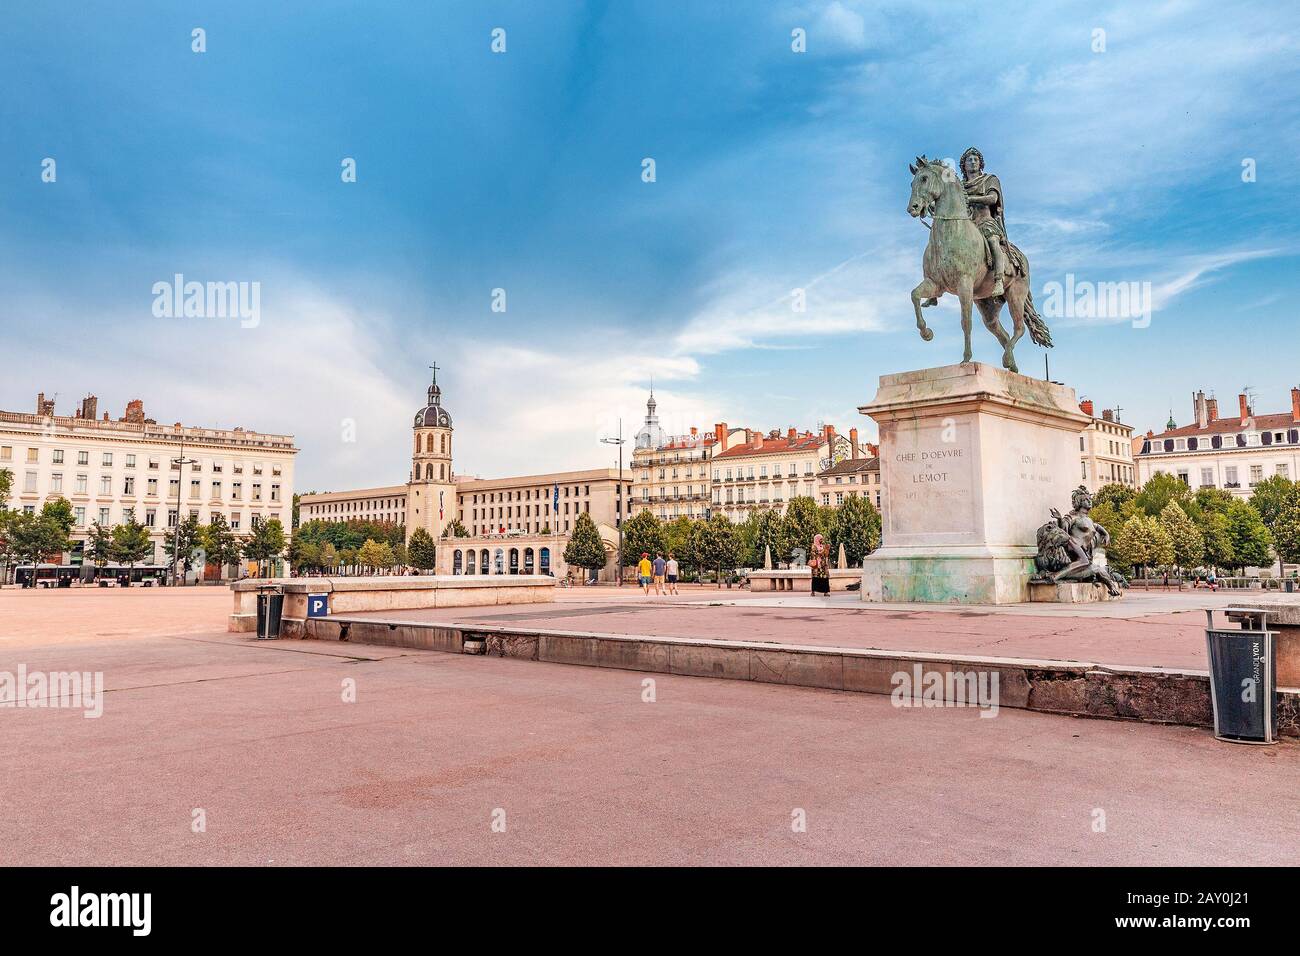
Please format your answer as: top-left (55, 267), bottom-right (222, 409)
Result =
top-left (712, 434), bottom-right (825, 460)
top-left (1149, 412), bottom-right (1298, 440)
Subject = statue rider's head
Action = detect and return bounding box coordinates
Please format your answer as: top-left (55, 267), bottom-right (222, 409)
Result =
top-left (1071, 485), bottom-right (1093, 513)
top-left (960, 147), bottom-right (984, 180)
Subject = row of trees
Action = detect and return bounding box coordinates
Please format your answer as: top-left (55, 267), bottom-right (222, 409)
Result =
top-left (560, 496), bottom-right (884, 583)
top-left (1092, 473), bottom-right (1296, 577)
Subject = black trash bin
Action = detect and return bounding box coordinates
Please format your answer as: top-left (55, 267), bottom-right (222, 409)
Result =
top-left (256, 588), bottom-right (285, 640)
top-left (1205, 609), bottom-right (1277, 744)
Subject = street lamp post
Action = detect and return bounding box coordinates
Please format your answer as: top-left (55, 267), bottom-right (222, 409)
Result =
top-left (601, 419), bottom-right (626, 587)
top-left (171, 442), bottom-right (197, 586)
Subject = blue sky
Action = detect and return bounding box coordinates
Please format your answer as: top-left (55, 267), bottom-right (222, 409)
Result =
top-left (2, 0), bottom-right (1298, 489)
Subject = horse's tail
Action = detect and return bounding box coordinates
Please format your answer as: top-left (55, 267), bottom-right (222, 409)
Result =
top-left (1024, 289), bottom-right (1053, 348)
top-left (1010, 243), bottom-right (1053, 348)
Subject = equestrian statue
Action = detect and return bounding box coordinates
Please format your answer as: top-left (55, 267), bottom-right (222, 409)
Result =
top-left (905, 147), bottom-right (1052, 373)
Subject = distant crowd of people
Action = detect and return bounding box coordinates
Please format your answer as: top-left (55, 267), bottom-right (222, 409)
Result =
top-left (636, 552), bottom-right (679, 597)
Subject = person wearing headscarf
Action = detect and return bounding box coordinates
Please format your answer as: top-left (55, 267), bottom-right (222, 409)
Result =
top-left (810, 533), bottom-right (830, 596)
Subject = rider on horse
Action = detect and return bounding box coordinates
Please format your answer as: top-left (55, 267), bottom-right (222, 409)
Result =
top-left (960, 147), bottom-right (1010, 298)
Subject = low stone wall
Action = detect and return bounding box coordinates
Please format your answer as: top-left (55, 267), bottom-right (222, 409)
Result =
top-left (748, 568), bottom-right (859, 592)
top-left (285, 615), bottom-right (1300, 737)
top-left (228, 575), bottom-right (555, 632)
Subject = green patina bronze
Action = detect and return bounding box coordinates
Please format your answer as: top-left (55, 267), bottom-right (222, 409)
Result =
top-left (906, 149), bottom-right (1052, 373)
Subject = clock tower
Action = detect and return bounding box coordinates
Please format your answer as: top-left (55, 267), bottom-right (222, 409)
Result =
top-left (406, 364), bottom-right (457, 542)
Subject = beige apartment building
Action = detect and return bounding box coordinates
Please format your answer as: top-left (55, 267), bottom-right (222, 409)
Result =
top-left (0, 392), bottom-right (297, 579)
top-left (630, 391), bottom-right (741, 521)
top-left (710, 423), bottom-right (862, 522)
top-left (817, 445), bottom-right (881, 510)
top-left (1078, 398), bottom-right (1136, 492)
top-left (299, 486), bottom-right (408, 525)
top-left (1135, 388), bottom-right (1300, 497)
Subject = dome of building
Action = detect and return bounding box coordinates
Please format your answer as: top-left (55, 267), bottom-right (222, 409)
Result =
top-left (414, 368), bottom-right (452, 428)
top-left (634, 390), bottom-right (665, 450)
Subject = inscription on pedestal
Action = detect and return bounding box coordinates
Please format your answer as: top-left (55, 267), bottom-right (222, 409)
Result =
top-left (887, 421), bottom-right (974, 536)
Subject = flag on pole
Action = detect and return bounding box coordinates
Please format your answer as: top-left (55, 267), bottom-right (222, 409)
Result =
top-left (438, 490), bottom-right (444, 521)
top-left (552, 482), bottom-right (559, 515)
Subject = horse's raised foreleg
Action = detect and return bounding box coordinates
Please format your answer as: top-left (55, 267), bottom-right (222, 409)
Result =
top-left (957, 280), bottom-right (975, 364)
top-left (911, 278), bottom-right (939, 343)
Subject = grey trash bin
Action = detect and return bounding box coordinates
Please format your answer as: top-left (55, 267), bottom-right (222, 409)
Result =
top-left (1205, 609), bottom-right (1277, 744)
top-left (256, 588), bottom-right (285, 640)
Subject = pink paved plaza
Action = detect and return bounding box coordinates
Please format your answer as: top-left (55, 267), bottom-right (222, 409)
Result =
top-left (1, 586), bottom-right (1297, 865)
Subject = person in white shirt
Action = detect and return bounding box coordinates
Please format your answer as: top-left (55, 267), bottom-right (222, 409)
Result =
top-left (665, 554), bottom-right (679, 595)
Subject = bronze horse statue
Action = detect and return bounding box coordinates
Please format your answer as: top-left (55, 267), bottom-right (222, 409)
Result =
top-left (905, 156), bottom-right (1051, 373)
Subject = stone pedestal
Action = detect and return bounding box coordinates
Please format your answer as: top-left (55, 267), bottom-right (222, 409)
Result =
top-left (1028, 580), bottom-right (1120, 603)
top-left (860, 363), bottom-right (1090, 605)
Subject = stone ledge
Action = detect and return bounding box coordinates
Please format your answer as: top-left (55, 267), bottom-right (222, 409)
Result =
top-left (283, 615), bottom-right (1300, 737)
top-left (1028, 580), bottom-right (1121, 603)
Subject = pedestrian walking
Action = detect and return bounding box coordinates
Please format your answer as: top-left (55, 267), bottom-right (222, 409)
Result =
top-left (665, 553), bottom-right (679, 595)
top-left (638, 553), bottom-right (653, 596)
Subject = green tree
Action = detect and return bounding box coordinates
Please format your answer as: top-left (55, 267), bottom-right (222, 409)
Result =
top-left (1198, 510), bottom-right (1235, 571)
top-left (663, 516), bottom-right (695, 565)
top-left (1249, 475), bottom-right (1298, 573)
top-left (391, 539), bottom-right (407, 569)
top-left (1226, 499), bottom-right (1272, 572)
top-left (110, 519), bottom-right (154, 580)
top-left (407, 527), bottom-right (438, 571)
top-left (41, 497), bottom-right (75, 537)
top-left (0, 467), bottom-right (12, 509)
top-left (443, 518), bottom-right (468, 538)
top-left (696, 514), bottom-right (741, 587)
top-left (1094, 482), bottom-right (1136, 513)
top-left (1272, 496), bottom-right (1300, 569)
top-left (564, 512), bottom-right (607, 577)
top-left (830, 495), bottom-right (881, 567)
top-left (1158, 501), bottom-right (1203, 569)
top-left (620, 510), bottom-right (666, 568)
top-left (289, 537), bottom-right (320, 572)
top-left (84, 521), bottom-right (115, 575)
top-left (747, 508), bottom-right (786, 568)
top-left (1135, 472), bottom-right (1191, 517)
top-left (5, 510), bottom-right (70, 583)
top-left (164, 514), bottom-right (204, 584)
top-left (318, 542), bottom-right (338, 572)
top-left (1110, 514), bottom-right (1173, 578)
top-left (357, 538), bottom-right (385, 574)
top-left (201, 514), bottom-right (244, 578)
top-left (781, 496), bottom-right (824, 563)
top-left (242, 518), bottom-right (287, 578)
top-left (374, 540), bottom-right (397, 572)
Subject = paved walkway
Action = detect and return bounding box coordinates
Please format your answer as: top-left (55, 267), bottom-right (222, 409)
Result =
top-left (363, 590), bottom-right (1251, 672)
top-left (2, 628), bottom-right (1297, 866)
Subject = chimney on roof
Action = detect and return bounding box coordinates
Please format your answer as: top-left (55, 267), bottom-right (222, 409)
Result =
top-left (36, 392), bottom-right (56, 416)
top-left (1146, 429), bottom-right (1154, 438)
top-left (1102, 409), bottom-right (1114, 422)
top-left (824, 424), bottom-right (835, 447)
top-left (1239, 393), bottom-right (1250, 423)
top-left (1292, 388), bottom-right (1300, 423)
top-left (787, 426), bottom-right (796, 440)
top-left (690, 426), bottom-right (697, 437)
top-left (750, 429), bottom-right (763, 450)
top-left (868, 442), bottom-right (879, 457)
top-left (850, 428), bottom-right (860, 459)
top-left (80, 395), bottom-right (97, 421)
top-left (714, 422), bottom-right (727, 450)
top-left (1079, 398), bottom-right (1094, 417)
top-left (1193, 390), bottom-right (1208, 429)
top-left (1207, 397), bottom-right (1218, 422)
top-left (123, 399), bottom-right (145, 424)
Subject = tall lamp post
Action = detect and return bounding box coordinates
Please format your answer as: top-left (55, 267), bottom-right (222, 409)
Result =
top-left (601, 419), bottom-right (626, 587)
top-left (170, 442), bottom-right (197, 586)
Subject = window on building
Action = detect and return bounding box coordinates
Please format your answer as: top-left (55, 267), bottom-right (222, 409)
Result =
top-left (77, 451), bottom-right (89, 466)
top-left (101, 452), bottom-right (112, 466)
top-left (100, 475), bottom-right (111, 494)
top-left (52, 449), bottom-right (64, 464)
top-left (98, 507), bottom-right (110, 525)
top-left (51, 473), bottom-right (62, 492)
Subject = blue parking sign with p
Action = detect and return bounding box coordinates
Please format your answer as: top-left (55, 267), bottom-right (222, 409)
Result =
top-left (307, 594), bottom-right (329, 618)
